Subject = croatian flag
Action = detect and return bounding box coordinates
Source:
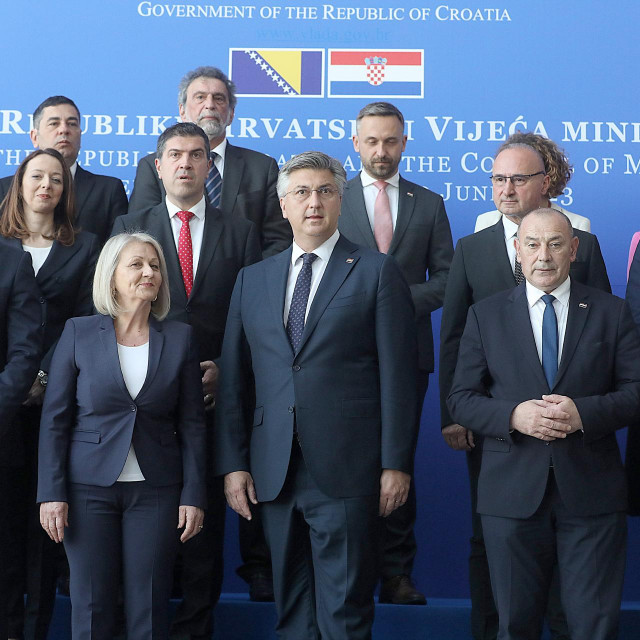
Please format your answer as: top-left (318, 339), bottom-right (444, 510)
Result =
top-left (230, 48), bottom-right (324, 97)
top-left (328, 50), bottom-right (423, 98)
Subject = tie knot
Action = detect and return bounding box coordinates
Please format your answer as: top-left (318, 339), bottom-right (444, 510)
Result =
top-left (210, 151), bottom-right (218, 161)
top-left (176, 210), bottom-right (194, 224)
top-left (374, 180), bottom-right (388, 192)
top-left (302, 253), bottom-right (318, 266)
top-left (541, 294), bottom-right (556, 306)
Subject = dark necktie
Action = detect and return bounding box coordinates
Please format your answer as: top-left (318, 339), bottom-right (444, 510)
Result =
top-left (176, 210), bottom-right (194, 297)
top-left (513, 233), bottom-right (524, 285)
top-left (206, 152), bottom-right (222, 207)
top-left (286, 253), bottom-right (318, 351)
top-left (541, 294), bottom-right (558, 388)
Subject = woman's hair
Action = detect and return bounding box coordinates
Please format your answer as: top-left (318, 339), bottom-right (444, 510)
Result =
top-left (93, 232), bottom-right (171, 320)
top-left (0, 148), bottom-right (76, 245)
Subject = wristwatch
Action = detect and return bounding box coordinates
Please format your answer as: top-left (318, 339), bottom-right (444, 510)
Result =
top-left (37, 370), bottom-right (48, 388)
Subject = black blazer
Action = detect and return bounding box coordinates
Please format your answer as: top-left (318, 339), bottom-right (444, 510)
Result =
top-left (111, 202), bottom-right (262, 363)
top-left (448, 281), bottom-right (640, 519)
top-left (0, 241), bottom-right (42, 443)
top-left (0, 166), bottom-right (127, 245)
top-left (128, 143), bottom-right (291, 257)
top-left (339, 174), bottom-right (453, 373)
top-left (37, 315), bottom-right (207, 508)
top-left (439, 220), bottom-right (611, 427)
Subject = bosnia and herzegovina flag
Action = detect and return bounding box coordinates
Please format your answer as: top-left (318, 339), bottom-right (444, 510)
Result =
top-left (328, 50), bottom-right (424, 99)
top-left (230, 49), bottom-right (324, 97)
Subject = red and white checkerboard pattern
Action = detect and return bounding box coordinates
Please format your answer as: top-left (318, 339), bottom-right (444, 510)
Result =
top-left (366, 63), bottom-right (385, 86)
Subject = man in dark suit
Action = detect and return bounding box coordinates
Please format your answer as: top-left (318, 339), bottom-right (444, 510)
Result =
top-left (0, 96), bottom-right (127, 244)
top-left (339, 102), bottom-right (453, 604)
top-left (0, 243), bottom-right (42, 640)
top-left (439, 142), bottom-right (611, 640)
top-left (214, 151), bottom-right (419, 639)
top-left (111, 122), bottom-right (262, 640)
top-left (448, 208), bottom-right (640, 640)
top-left (129, 65), bottom-right (291, 260)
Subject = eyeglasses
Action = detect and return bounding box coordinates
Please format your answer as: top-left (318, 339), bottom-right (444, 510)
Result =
top-left (284, 187), bottom-right (340, 202)
top-left (490, 172), bottom-right (545, 187)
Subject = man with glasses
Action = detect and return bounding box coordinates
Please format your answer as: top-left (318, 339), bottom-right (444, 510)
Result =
top-left (339, 101), bottom-right (453, 605)
top-left (215, 151), bottom-right (419, 640)
top-left (439, 142), bottom-right (610, 640)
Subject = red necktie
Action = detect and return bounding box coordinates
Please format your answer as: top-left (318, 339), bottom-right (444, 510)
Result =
top-left (373, 180), bottom-right (393, 254)
top-left (176, 210), bottom-right (194, 297)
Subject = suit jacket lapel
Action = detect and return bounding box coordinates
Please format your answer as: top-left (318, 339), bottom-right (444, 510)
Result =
top-left (265, 247), bottom-right (293, 352)
top-left (98, 314), bottom-right (130, 398)
top-left (190, 205), bottom-right (224, 300)
top-left (220, 143), bottom-right (243, 215)
top-left (35, 240), bottom-right (81, 284)
top-left (296, 236), bottom-right (359, 355)
top-left (489, 220), bottom-right (519, 288)
top-left (343, 177), bottom-right (377, 250)
top-left (136, 317), bottom-right (164, 398)
top-left (74, 166), bottom-right (92, 219)
top-left (388, 177), bottom-right (416, 254)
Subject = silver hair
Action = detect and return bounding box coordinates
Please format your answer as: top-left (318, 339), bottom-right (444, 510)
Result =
top-left (177, 66), bottom-right (237, 111)
top-left (355, 102), bottom-right (404, 132)
top-left (93, 232), bottom-right (171, 320)
top-left (276, 151), bottom-right (347, 198)
top-left (517, 207), bottom-right (575, 240)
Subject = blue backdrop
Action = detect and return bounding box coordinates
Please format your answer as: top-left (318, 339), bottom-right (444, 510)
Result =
top-left (3, 0), bottom-right (640, 599)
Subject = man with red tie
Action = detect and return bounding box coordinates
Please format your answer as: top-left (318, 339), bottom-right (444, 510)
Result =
top-left (111, 122), bottom-right (261, 640)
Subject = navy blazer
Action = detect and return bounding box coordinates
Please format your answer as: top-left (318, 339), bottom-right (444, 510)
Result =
top-left (214, 234), bottom-right (419, 501)
top-left (0, 242), bottom-right (42, 443)
top-left (448, 281), bottom-right (640, 519)
top-left (340, 174), bottom-right (453, 372)
top-left (37, 315), bottom-right (207, 508)
top-left (128, 144), bottom-right (292, 257)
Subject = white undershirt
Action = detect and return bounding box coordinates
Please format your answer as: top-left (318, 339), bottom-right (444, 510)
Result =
top-left (22, 245), bottom-right (52, 276)
top-left (116, 342), bottom-right (149, 482)
top-left (360, 169), bottom-right (400, 231)
top-left (166, 195), bottom-right (206, 282)
top-left (211, 138), bottom-right (227, 179)
top-left (501, 215), bottom-right (519, 276)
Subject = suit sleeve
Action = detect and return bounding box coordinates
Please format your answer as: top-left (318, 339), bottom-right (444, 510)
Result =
top-left (439, 239), bottom-right (473, 428)
top-left (177, 327), bottom-right (208, 507)
top-left (37, 319), bottom-right (79, 503)
top-left (128, 154), bottom-right (162, 214)
top-left (447, 306), bottom-right (519, 440)
top-left (109, 214), bottom-right (128, 238)
top-left (584, 233), bottom-right (611, 293)
top-left (408, 196), bottom-right (453, 317)
top-left (0, 253), bottom-right (42, 436)
top-left (259, 156), bottom-right (292, 258)
top-left (213, 269), bottom-right (253, 475)
top-left (376, 255), bottom-right (419, 473)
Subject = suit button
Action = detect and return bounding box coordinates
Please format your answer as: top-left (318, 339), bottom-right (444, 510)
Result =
top-left (293, 365), bottom-right (301, 372)
top-left (131, 405), bottom-right (136, 412)
top-left (288, 406), bottom-right (294, 413)
top-left (39, 297), bottom-right (45, 304)
top-left (545, 442), bottom-right (550, 446)
top-left (41, 321), bottom-right (46, 327)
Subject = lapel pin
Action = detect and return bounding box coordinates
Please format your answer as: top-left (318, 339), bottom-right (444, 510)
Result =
top-left (579, 302), bottom-right (588, 308)
top-left (407, 191), bottom-right (414, 197)
top-left (346, 258), bottom-right (354, 263)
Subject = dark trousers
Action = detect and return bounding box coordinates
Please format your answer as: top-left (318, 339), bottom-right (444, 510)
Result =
top-left (236, 509), bottom-right (272, 582)
top-left (261, 441), bottom-right (379, 640)
top-left (379, 371), bottom-right (429, 581)
top-left (482, 471), bottom-right (626, 640)
top-left (467, 440), bottom-right (569, 640)
top-left (65, 481), bottom-right (181, 640)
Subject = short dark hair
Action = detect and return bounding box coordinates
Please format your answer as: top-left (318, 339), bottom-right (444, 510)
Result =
top-left (518, 207), bottom-right (574, 240)
top-left (156, 122), bottom-right (210, 160)
top-left (178, 66), bottom-right (237, 111)
top-left (277, 151), bottom-right (347, 198)
top-left (356, 102), bottom-right (404, 131)
top-left (32, 96), bottom-right (80, 130)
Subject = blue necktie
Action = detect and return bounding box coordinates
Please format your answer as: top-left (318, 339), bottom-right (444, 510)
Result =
top-left (541, 294), bottom-right (558, 388)
top-left (206, 152), bottom-right (222, 207)
top-left (286, 253), bottom-right (318, 351)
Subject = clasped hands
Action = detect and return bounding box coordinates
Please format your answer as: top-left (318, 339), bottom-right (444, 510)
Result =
top-left (510, 394), bottom-right (583, 441)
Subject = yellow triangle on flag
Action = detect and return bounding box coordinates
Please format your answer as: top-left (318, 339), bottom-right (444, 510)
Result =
top-left (258, 50), bottom-right (301, 93)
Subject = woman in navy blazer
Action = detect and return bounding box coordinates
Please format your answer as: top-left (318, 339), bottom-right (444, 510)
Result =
top-left (37, 232), bottom-right (207, 640)
top-left (0, 148), bottom-right (98, 640)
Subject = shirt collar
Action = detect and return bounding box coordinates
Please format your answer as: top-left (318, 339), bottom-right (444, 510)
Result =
top-left (525, 276), bottom-right (571, 309)
top-left (291, 229), bottom-right (340, 266)
top-left (69, 161), bottom-right (78, 179)
top-left (211, 138), bottom-right (227, 161)
top-left (165, 195), bottom-right (206, 221)
top-left (502, 214), bottom-right (519, 241)
top-left (360, 169), bottom-right (400, 189)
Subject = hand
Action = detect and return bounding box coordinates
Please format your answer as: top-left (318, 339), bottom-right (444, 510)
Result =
top-left (379, 469), bottom-right (411, 517)
top-left (442, 423), bottom-right (475, 451)
top-left (224, 471), bottom-right (257, 520)
top-left (178, 505), bottom-right (205, 543)
top-left (40, 502), bottom-right (68, 543)
top-left (23, 377), bottom-right (46, 407)
top-left (542, 395), bottom-right (583, 433)
top-left (201, 361), bottom-right (219, 407)
top-left (510, 399), bottom-right (571, 441)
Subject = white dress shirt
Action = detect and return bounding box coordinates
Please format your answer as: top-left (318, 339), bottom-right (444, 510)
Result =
top-left (283, 229), bottom-right (340, 325)
top-left (360, 170), bottom-right (400, 232)
top-left (165, 195), bottom-right (206, 281)
top-left (525, 276), bottom-right (571, 368)
top-left (22, 245), bottom-right (52, 276)
top-left (502, 215), bottom-right (519, 276)
top-left (211, 138), bottom-right (227, 178)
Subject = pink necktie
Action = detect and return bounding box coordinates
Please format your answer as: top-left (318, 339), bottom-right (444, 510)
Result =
top-left (373, 180), bottom-right (393, 254)
top-left (176, 210), bottom-right (194, 297)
